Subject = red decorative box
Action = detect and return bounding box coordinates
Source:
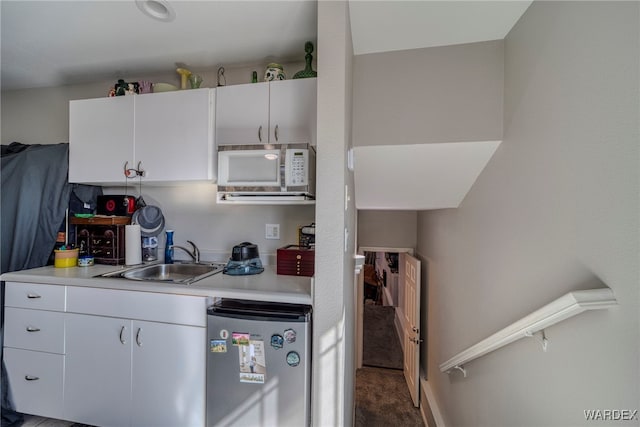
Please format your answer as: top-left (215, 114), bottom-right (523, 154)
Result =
top-left (277, 245), bottom-right (315, 277)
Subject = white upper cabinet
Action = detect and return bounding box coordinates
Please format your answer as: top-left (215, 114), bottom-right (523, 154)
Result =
top-left (69, 89), bottom-right (214, 185)
top-left (134, 89), bottom-right (214, 182)
top-left (69, 96), bottom-right (134, 183)
top-left (215, 82), bottom-right (270, 145)
top-left (269, 78), bottom-right (317, 145)
top-left (216, 78), bottom-right (316, 146)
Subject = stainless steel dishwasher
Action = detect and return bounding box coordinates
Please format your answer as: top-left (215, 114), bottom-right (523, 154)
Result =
top-left (206, 299), bottom-right (312, 427)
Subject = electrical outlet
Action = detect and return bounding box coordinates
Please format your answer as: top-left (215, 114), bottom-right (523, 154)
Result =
top-left (265, 224), bottom-right (280, 240)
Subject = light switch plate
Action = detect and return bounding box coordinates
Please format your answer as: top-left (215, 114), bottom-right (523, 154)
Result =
top-left (265, 224), bottom-right (280, 240)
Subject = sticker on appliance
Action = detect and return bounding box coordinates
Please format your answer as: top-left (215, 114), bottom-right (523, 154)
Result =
top-left (238, 339), bottom-right (266, 384)
top-left (270, 334), bottom-right (284, 349)
top-left (210, 340), bottom-right (227, 353)
top-left (232, 332), bottom-right (250, 346)
top-left (286, 351), bottom-right (301, 367)
top-left (283, 328), bottom-right (297, 343)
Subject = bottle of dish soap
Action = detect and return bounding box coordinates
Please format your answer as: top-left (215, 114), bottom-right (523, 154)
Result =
top-left (164, 230), bottom-right (174, 264)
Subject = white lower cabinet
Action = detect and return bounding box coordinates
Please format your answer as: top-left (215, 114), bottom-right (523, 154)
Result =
top-left (3, 283), bottom-right (66, 420)
top-left (64, 313), bottom-right (133, 427)
top-left (2, 283), bottom-right (207, 427)
top-left (3, 348), bottom-right (64, 420)
top-left (131, 320), bottom-right (206, 427)
top-left (64, 313), bottom-right (206, 427)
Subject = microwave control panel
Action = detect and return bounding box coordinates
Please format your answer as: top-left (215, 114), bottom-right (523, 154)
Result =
top-left (286, 149), bottom-right (309, 186)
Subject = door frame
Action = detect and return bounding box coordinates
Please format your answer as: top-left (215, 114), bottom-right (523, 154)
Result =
top-left (355, 246), bottom-right (414, 369)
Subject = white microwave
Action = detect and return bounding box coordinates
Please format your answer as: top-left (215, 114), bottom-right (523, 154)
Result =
top-left (217, 143), bottom-right (315, 203)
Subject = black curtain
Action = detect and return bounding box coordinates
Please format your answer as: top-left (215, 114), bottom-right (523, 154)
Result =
top-left (1, 143), bottom-right (72, 426)
top-left (0, 143), bottom-right (100, 426)
top-left (1, 143), bottom-right (73, 274)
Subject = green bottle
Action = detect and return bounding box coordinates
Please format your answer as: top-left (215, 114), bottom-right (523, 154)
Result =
top-left (293, 42), bottom-right (317, 79)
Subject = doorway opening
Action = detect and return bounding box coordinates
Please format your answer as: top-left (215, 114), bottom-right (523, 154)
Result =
top-left (355, 246), bottom-right (424, 426)
top-left (356, 246), bottom-right (414, 371)
top-left (361, 250), bottom-right (403, 370)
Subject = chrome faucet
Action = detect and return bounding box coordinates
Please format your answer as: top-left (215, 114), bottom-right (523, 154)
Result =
top-left (170, 240), bottom-right (200, 263)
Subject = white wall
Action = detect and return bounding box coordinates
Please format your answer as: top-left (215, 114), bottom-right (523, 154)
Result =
top-left (0, 62), bottom-right (313, 263)
top-left (351, 40), bottom-right (502, 265)
top-left (419, 2), bottom-right (639, 426)
top-left (352, 40), bottom-right (503, 147)
top-left (101, 184), bottom-right (314, 263)
top-left (1, 61), bottom-right (303, 145)
top-left (313, 1), bottom-right (356, 425)
top-left (357, 210), bottom-right (417, 249)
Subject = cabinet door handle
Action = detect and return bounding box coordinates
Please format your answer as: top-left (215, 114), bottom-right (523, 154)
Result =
top-left (258, 125), bottom-right (263, 142)
top-left (119, 326), bottom-right (127, 345)
top-left (27, 293), bottom-right (41, 299)
top-left (26, 326), bottom-right (41, 332)
top-left (274, 124), bottom-right (279, 142)
top-left (136, 328), bottom-right (142, 347)
top-left (25, 375), bottom-right (40, 381)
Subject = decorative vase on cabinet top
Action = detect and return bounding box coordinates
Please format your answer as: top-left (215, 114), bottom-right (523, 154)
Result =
top-left (264, 63), bottom-right (286, 81)
top-left (293, 42), bottom-right (317, 79)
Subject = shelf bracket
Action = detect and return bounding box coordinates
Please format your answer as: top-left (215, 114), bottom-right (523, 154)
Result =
top-left (525, 329), bottom-right (548, 352)
top-left (451, 365), bottom-right (467, 378)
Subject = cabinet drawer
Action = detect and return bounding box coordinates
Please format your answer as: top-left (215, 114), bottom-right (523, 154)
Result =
top-left (4, 308), bottom-right (65, 354)
top-left (3, 348), bottom-right (64, 420)
top-left (67, 287), bottom-right (207, 326)
top-left (5, 282), bottom-right (66, 311)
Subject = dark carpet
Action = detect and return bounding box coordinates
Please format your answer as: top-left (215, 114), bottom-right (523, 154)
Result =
top-left (355, 366), bottom-right (424, 426)
top-left (363, 304), bottom-right (403, 370)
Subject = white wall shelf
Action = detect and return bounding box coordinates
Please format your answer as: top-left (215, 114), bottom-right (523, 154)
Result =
top-left (439, 288), bottom-right (617, 377)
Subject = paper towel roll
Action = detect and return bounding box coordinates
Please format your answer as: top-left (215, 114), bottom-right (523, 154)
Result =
top-left (125, 224), bottom-right (142, 265)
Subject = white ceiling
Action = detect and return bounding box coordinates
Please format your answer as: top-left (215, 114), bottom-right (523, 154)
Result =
top-left (1, 1), bottom-right (531, 91)
top-left (349, 0), bottom-right (532, 55)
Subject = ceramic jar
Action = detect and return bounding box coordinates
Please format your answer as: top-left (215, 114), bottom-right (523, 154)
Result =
top-left (264, 63), bottom-right (285, 81)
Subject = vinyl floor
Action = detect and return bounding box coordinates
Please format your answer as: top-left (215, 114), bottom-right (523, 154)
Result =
top-left (18, 415), bottom-right (90, 427)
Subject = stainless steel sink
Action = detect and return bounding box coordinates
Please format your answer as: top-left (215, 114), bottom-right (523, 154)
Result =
top-left (100, 262), bottom-right (225, 284)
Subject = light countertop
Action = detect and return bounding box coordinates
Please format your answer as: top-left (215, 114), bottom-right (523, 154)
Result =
top-left (1, 264), bottom-right (313, 305)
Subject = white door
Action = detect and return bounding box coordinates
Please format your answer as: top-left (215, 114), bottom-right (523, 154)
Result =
top-left (64, 313), bottom-right (132, 427)
top-left (402, 253), bottom-right (421, 407)
top-left (131, 320), bottom-right (206, 427)
top-left (135, 89), bottom-right (213, 182)
top-left (69, 96), bottom-right (134, 184)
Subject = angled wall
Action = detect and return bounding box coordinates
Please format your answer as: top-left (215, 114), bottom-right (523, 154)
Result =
top-left (419, 2), bottom-right (639, 425)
